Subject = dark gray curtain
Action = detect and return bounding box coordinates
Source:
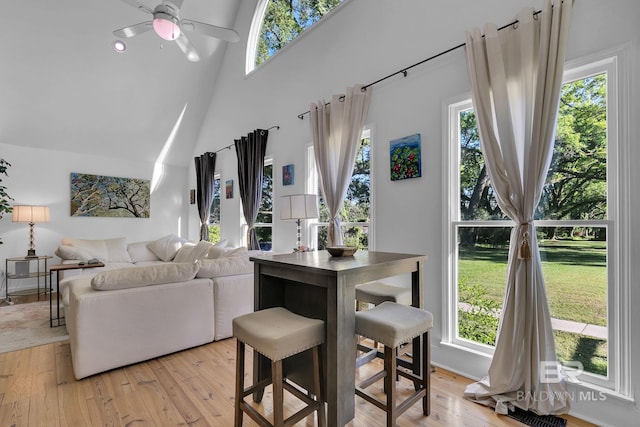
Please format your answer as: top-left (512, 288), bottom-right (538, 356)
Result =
top-left (234, 129), bottom-right (268, 250)
top-left (194, 152), bottom-right (217, 241)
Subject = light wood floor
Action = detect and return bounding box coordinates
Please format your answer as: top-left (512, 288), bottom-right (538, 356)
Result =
top-left (0, 335), bottom-right (598, 427)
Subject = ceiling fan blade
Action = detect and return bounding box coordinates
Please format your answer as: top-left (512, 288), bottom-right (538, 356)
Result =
top-left (113, 21), bottom-right (153, 38)
top-left (181, 19), bottom-right (240, 43)
top-left (118, 0), bottom-right (154, 14)
top-left (175, 33), bottom-right (201, 62)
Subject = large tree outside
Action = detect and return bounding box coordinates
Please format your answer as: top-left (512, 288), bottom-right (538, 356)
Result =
top-left (255, 0), bottom-right (344, 67)
top-left (456, 72), bottom-right (609, 377)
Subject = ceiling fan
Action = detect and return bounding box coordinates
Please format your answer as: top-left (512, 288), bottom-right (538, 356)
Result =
top-left (112, 0), bottom-right (240, 62)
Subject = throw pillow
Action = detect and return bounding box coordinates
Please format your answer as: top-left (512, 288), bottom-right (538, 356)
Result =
top-left (91, 263), bottom-right (199, 291)
top-left (204, 245), bottom-right (225, 260)
top-left (104, 237), bottom-right (132, 262)
top-left (172, 242), bottom-right (196, 262)
top-left (214, 239), bottom-right (228, 248)
top-left (173, 241), bottom-right (212, 263)
top-left (55, 245), bottom-right (92, 262)
top-left (127, 241), bottom-right (160, 263)
top-left (146, 234), bottom-right (187, 262)
top-left (61, 237), bottom-right (109, 261)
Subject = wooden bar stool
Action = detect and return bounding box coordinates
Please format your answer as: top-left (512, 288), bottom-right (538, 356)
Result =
top-left (355, 301), bottom-right (433, 426)
top-left (233, 307), bottom-right (326, 427)
top-left (355, 282), bottom-right (412, 367)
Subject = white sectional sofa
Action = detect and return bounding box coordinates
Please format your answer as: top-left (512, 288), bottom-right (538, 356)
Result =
top-left (54, 235), bottom-right (258, 379)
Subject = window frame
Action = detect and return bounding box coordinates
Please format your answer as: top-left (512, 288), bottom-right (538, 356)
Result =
top-left (444, 51), bottom-right (629, 394)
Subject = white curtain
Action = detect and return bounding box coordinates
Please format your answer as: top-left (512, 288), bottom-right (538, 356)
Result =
top-left (310, 84), bottom-right (371, 246)
top-left (463, 0), bottom-right (573, 415)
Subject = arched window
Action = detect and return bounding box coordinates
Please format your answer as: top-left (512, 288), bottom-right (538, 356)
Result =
top-left (246, 0), bottom-right (345, 74)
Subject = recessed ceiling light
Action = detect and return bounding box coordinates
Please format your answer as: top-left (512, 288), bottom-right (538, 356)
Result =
top-left (112, 40), bottom-right (127, 53)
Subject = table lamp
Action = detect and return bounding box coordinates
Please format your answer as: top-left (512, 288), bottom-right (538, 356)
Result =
top-left (12, 205), bottom-right (50, 258)
top-left (280, 194), bottom-right (319, 249)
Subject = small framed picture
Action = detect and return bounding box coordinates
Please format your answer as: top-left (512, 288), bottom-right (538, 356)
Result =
top-left (225, 180), bottom-right (234, 199)
top-left (390, 133), bottom-right (422, 181)
top-left (283, 164), bottom-right (294, 186)
top-left (189, 189), bottom-right (196, 205)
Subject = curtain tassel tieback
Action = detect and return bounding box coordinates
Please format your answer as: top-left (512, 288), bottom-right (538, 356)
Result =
top-left (518, 230), bottom-right (532, 260)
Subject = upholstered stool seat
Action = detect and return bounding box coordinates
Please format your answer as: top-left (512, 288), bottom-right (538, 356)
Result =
top-left (355, 301), bottom-right (433, 426)
top-left (355, 282), bottom-right (412, 367)
top-left (233, 307), bottom-right (326, 427)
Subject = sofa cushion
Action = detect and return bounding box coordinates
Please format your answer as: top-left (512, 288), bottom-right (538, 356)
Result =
top-left (130, 260), bottom-right (166, 267)
top-left (197, 254), bottom-right (253, 278)
top-left (202, 239), bottom-right (227, 259)
top-left (173, 241), bottom-right (212, 263)
top-left (61, 237), bottom-right (131, 262)
top-left (91, 263), bottom-right (199, 291)
top-left (205, 245), bottom-right (226, 259)
top-left (146, 235), bottom-right (187, 262)
top-left (224, 246), bottom-right (248, 257)
top-left (55, 245), bottom-right (92, 262)
top-left (104, 238), bottom-right (132, 262)
top-left (127, 241), bottom-right (161, 263)
top-left (61, 237), bottom-right (108, 260)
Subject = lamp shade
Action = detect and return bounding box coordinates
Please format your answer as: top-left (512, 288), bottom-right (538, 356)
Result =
top-left (12, 205), bottom-right (50, 223)
top-left (280, 194), bottom-right (319, 220)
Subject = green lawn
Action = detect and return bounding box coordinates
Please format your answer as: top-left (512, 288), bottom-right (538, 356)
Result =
top-left (458, 238), bottom-right (608, 376)
top-left (458, 239), bottom-right (607, 325)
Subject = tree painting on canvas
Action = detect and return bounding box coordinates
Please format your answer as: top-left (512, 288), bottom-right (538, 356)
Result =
top-left (70, 173), bottom-right (150, 217)
top-left (390, 134), bottom-right (422, 181)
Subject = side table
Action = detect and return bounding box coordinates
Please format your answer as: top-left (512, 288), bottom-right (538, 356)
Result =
top-left (49, 262), bottom-right (105, 327)
top-left (4, 255), bottom-right (52, 305)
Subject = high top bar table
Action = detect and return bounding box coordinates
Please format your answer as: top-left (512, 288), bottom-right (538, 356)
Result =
top-left (250, 250), bottom-right (426, 427)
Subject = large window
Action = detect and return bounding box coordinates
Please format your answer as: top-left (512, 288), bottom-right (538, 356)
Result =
top-left (246, 0), bottom-right (345, 73)
top-left (307, 130), bottom-right (371, 250)
top-left (254, 159), bottom-right (273, 250)
top-left (447, 55), bottom-right (624, 391)
top-left (208, 175), bottom-right (221, 243)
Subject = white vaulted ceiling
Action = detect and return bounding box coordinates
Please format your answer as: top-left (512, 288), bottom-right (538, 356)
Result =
top-left (0, 0), bottom-right (242, 166)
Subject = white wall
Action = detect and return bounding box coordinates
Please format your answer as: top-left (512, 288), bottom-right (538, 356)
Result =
top-left (0, 142), bottom-right (189, 295)
top-left (193, 0), bottom-right (640, 425)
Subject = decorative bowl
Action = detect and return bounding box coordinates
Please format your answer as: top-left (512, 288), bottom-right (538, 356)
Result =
top-left (326, 246), bottom-right (358, 257)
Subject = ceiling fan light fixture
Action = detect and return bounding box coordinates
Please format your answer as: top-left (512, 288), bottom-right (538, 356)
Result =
top-left (153, 12), bottom-right (180, 41)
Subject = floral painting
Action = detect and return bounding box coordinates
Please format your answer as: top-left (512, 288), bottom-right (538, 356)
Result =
top-left (70, 173), bottom-right (150, 217)
top-left (390, 134), bottom-right (422, 181)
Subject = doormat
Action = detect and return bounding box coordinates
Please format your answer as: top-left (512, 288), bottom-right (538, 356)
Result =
top-left (507, 407), bottom-right (567, 427)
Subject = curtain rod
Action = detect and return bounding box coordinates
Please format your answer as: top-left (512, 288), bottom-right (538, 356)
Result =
top-left (296, 9), bottom-right (542, 120)
top-left (213, 125), bottom-right (280, 154)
